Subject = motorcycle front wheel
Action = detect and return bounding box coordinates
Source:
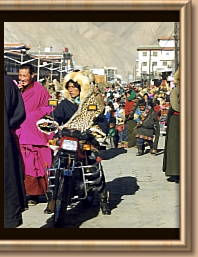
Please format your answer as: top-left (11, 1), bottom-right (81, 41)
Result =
top-left (53, 173), bottom-right (71, 227)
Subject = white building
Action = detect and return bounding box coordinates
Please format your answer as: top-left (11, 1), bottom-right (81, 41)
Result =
top-left (158, 36), bottom-right (175, 47)
top-left (104, 66), bottom-right (118, 82)
top-left (90, 68), bottom-right (105, 75)
top-left (135, 37), bottom-right (176, 82)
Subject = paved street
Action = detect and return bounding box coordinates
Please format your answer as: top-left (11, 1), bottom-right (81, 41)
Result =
top-left (18, 136), bottom-right (179, 228)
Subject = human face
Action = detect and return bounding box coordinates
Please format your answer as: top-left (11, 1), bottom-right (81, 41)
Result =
top-left (67, 82), bottom-right (80, 98)
top-left (139, 105), bottom-right (146, 111)
top-left (18, 69), bottom-right (34, 88)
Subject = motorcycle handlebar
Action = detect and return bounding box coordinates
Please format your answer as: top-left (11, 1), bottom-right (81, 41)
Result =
top-left (59, 128), bottom-right (100, 148)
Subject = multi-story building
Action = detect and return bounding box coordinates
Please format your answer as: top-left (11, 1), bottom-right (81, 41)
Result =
top-left (90, 66), bottom-right (118, 84)
top-left (135, 37), bottom-right (177, 83)
top-left (104, 67), bottom-right (118, 83)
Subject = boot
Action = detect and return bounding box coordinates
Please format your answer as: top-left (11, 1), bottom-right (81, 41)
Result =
top-left (167, 176), bottom-right (180, 183)
top-left (44, 200), bottom-right (55, 214)
top-left (44, 192), bottom-right (55, 214)
top-left (100, 200), bottom-right (111, 215)
top-left (136, 146), bottom-right (144, 156)
top-left (100, 191), bottom-right (111, 215)
top-left (150, 149), bottom-right (157, 155)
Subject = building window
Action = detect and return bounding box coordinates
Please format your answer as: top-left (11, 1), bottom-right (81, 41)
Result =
top-left (142, 62), bottom-right (147, 66)
top-left (163, 61), bottom-right (167, 66)
top-left (153, 51), bottom-right (158, 56)
top-left (152, 62), bottom-right (157, 66)
top-left (142, 52), bottom-right (147, 56)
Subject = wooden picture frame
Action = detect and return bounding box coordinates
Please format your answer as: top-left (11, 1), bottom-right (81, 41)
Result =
top-left (1, 0), bottom-right (191, 252)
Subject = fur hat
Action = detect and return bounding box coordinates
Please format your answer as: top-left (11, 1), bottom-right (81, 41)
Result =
top-left (63, 70), bottom-right (93, 101)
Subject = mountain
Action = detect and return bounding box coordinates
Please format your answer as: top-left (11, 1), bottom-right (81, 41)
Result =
top-left (4, 22), bottom-right (174, 80)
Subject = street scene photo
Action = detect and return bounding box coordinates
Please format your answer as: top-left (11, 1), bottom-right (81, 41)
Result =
top-left (4, 22), bottom-right (180, 228)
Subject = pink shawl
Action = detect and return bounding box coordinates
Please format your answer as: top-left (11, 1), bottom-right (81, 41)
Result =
top-left (16, 81), bottom-right (53, 145)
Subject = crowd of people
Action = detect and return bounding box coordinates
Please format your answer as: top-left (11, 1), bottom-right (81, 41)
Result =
top-left (101, 80), bottom-right (170, 154)
top-left (4, 63), bottom-right (180, 228)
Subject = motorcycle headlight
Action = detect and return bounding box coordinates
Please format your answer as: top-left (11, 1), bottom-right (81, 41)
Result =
top-left (61, 139), bottom-right (78, 151)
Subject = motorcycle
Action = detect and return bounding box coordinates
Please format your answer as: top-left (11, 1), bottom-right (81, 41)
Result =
top-left (45, 127), bottom-right (111, 226)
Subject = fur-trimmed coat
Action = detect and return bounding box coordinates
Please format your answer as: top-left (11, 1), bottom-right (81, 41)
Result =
top-left (53, 71), bottom-right (107, 132)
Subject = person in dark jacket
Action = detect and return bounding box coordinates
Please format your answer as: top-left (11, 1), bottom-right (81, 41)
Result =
top-left (163, 69), bottom-right (180, 183)
top-left (44, 71), bottom-right (111, 215)
top-left (134, 99), bottom-right (160, 156)
top-left (4, 75), bottom-right (26, 228)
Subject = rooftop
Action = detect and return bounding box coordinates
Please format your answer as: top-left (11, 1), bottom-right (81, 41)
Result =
top-left (137, 46), bottom-right (175, 51)
top-left (4, 42), bottom-right (31, 50)
top-left (158, 36), bottom-right (174, 40)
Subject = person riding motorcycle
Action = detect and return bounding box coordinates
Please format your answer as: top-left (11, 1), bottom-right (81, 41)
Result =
top-left (44, 71), bottom-right (111, 216)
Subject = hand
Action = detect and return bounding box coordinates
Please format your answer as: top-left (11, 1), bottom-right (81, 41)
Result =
top-left (17, 82), bottom-right (24, 91)
top-left (13, 80), bottom-right (23, 90)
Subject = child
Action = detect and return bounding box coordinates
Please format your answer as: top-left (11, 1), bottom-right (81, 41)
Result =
top-left (115, 104), bottom-right (126, 147)
top-left (107, 116), bottom-right (119, 149)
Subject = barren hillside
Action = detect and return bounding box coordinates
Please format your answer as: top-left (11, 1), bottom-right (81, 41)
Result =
top-left (4, 22), bottom-right (174, 80)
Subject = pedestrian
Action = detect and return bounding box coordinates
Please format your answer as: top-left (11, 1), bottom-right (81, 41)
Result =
top-left (4, 74), bottom-right (26, 228)
top-left (143, 92), bottom-right (153, 108)
top-left (162, 68), bottom-right (180, 183)
top-left (115, 104), bottom-right (126, 147)
top-left (151, 99), bottom-right (161, 154)
top-left (15, 64), bottom-right (53, 206)
top-left (107, 118), bottom-right (118, 148)
top-left (104, 102), bottom-right (114, 124)
top-left (134, 99), bottom-right (160, 156)
top-left (124, 90), bottom-right (137, 148)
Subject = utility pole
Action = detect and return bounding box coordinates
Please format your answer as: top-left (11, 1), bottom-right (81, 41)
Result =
top-left (37, 44), bottom-right (41, 81)
top-left (174, 22), bottom-right (179, 72)
top-left (37, 58), bottom-right (40, 81)
top-left (148, 49), bottom-right (152, 86)
top-left (50, 63), bottom-right (53, 82)
top-left (21, 51), bottom-right (23, 64)
top-left (60, 59), bottom-right (63, 82)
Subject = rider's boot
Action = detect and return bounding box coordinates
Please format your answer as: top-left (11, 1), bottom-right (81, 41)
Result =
top-left (44, 191), bottom-right (55, 214)
top-left (100, 190), bottom-right (111, 215)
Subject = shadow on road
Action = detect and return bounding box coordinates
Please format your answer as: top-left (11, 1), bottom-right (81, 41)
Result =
top-left (106, 176), bottom-right (139, 211)
top-left (40, 176), bottom-right (139, 228)
top-left (41, 176), bottom-right (139, 228)
top-left (41, 197), bottom-right (101, 228)
top-left (98, 148), bottom-right (127, 160)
